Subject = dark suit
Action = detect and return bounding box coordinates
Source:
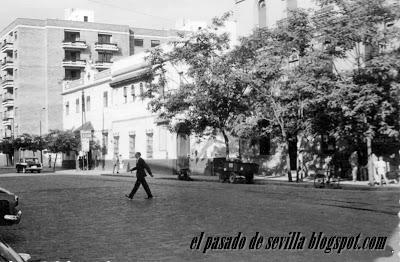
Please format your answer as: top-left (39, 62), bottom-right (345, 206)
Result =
top-left (128, 158), bottom-right (153, 198)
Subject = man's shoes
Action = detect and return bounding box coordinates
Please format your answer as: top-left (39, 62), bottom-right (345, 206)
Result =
top-left (145, 196), bottom-right (153, 199)
top-left (125, 194), bottom-right (133, 200)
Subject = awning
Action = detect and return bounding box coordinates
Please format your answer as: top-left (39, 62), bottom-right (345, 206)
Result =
top-left (74, 121), bottom-right (94, 132)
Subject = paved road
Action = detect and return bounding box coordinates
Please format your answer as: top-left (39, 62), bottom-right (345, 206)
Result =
top-left (0, 174), bottom-right (398, 262)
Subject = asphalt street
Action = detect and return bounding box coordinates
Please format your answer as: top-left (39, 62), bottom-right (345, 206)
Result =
top-left (0, 173), bottom-right (398, 262)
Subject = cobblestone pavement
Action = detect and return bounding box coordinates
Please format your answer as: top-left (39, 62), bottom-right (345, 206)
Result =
top-left (0, 174), bottom-right (398, 262)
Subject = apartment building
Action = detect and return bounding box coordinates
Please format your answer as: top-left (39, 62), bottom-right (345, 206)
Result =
top-left (0, 10), bottom-right (180, 146)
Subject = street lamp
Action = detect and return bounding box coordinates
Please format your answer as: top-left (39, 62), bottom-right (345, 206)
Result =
top-left (39, 107), bottom-right (46, 163)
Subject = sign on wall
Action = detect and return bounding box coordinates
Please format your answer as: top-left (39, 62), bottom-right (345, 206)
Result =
top-left (80, 131), bottom-right (91, 152)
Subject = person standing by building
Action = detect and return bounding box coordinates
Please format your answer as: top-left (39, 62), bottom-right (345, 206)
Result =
top-left (375, 156), bottom-right (389, 186)
top-left (48, 154), bottom-right (52, 168)
top-left (125, 152), bottom-right (154, 199)
top-left (349, 151), bottom-right (358, 182)
top-left (113, 154), bottom-right (120, 174)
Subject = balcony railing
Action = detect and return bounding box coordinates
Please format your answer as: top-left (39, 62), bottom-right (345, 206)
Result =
top-left (62, 40), bottom-right (88, 49)
top-left (62, 59), bottom-right (86, 68)
top-left (1, 60), bottom-right (13, 71)
top-left (2, 99), bottom-right (13, 108)
top-left (94, 60), bottom-right (113, 69)
top-left (94, 42), bottom-right (119, 52)
top-left (2, 120), bottom-right (12, 127)
top-left (1, 42), bottom-right (13, 53)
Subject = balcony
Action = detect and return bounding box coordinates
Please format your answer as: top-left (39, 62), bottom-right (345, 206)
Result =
top-left (2, 75), bottom-right (13, 90)
top-left (1, 60), bottom-right (14, 71)
top-left (62, 40), bottom-right (88, 50)
top-left (2, 95), bottom-right (14, 107)
top-left (2, 120), bottom-right (12, 127)
top-left (2, 111), bottom-right (14, 120)
top-left (94, 60), bottom-right (113, 69)
top-left (62, 59), bottom-right (86, 68)
top-left (1, 42), bottom-right (13, 53)
top-left (94, 42), bottom-right (119, 52)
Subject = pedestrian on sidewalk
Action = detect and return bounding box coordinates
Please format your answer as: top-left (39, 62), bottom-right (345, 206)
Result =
top-left (349, 151), bottom-right (358, 182)
top-left (375, 156), bottom-right (389, 186)
top-left (113, 154), bottom-right (120, 174)
top-left (125, 152), bottom-right (154, 199)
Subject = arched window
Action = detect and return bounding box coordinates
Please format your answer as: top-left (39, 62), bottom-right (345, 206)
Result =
top-left (258, 0), bottom-right (267, 28)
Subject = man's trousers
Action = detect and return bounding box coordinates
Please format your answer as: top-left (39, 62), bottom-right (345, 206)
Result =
top-left (128, 176), bottom-right (153, 198)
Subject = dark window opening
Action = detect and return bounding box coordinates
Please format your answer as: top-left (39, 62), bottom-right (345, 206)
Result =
top-left (134, 39), bottom-right (144, 47)
top-left (98, 52), bottom-right (112, 63)
top-left (98, 34), bottom-right (111, 44)
top-left (103, 91), bottom-right (108, 108)
top-left (65, 69), bottom-right (81, 80)
top-left (151, 40), bottom-right (160, 47)
top-left (258, 0), bottom-right (267, 28)
top-left (64, 31), bottom-right (80, 42)
top-left (84, 16), bottom-right (88, 22)
top-left (64, 50), bottom-right (81, 61)
top-left (259, 136), bottom-right (270, 155)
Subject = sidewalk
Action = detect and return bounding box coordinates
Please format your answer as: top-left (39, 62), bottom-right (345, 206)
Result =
top-left (55, 169), bottom-right (400, 191)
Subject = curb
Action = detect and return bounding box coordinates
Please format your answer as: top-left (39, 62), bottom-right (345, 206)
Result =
top-left (100, 173), bottom-right (399, 192)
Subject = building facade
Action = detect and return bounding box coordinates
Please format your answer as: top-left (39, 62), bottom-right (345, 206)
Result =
top-left (234, 0), bottom-right (316, 36)
top-left (0, 12), bottom-right (180, 142)
top-left (62, 52), bottom-right (183, 172)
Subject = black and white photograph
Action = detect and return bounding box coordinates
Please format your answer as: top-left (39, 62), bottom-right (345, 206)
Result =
top-left (0, 0), bottom-right (399, 261)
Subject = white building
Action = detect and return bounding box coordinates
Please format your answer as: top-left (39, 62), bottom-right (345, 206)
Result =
top-left (234, 0), bottom-right (316, 36)
top-left (62, 51), bottom-right (190, 172)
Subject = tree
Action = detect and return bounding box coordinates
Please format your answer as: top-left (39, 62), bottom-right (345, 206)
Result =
top-left (314, 0), bottom-right (400, 184)
top-left (44, 129), bottom-right (80, 171)
top-left (145, 13), bottom-right (252, 157)
top-left (0, 138), bottom-right (14, 165)
top-left (237, 9), bottom-right (339, 181)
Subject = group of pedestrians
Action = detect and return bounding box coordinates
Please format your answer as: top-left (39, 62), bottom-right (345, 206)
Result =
top-left (348, 150), bottom-right (398, 185)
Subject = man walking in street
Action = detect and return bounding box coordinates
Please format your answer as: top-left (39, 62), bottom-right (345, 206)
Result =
top-left (125, 152), bottom-right (154, 199)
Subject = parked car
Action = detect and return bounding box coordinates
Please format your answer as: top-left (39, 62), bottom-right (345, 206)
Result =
top-left (16, 158), bottom-right (42, 173)
top-left (0, 187), bottom-right (21, 225)
top-left (0, 239), bottom-right (31, 261)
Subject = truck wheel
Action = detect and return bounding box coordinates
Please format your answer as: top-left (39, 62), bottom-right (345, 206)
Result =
top-left (37, 170), bottom-right (41, 173)
top-left (16, 168), bottom-right (20, 173)
top-left (229, 173), bottom-right (236, 184)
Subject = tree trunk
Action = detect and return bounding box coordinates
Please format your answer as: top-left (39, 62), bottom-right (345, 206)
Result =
top-left (367, 136), bottom-right (374, 186)
top-left (296, 132), bottom-right (304, 182)
top-left (53, 153), bottom-right (58, 172)
top-left (221, 130), bottom-right (230, 159)
top-left (282, 132), bottom-right (293, 182)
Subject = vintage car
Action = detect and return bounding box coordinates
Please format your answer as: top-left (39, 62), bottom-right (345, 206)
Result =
top-left (0, 187), bottom-right (21, 226)
top-left (16, 158), bottom-right (42, 173)
top-left (0, 239), bottom-right (31, 262)
top-left (213, 158), bottom-right (259, 184)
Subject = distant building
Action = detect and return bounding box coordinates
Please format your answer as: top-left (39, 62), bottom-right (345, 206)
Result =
top-left (234, 0), bottom-right (316, 36)
top-left (0, 12), bottom-right (180, 147)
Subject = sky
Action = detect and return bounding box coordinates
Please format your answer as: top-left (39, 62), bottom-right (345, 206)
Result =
top-left (0, 0), bottom-right (234, 30)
